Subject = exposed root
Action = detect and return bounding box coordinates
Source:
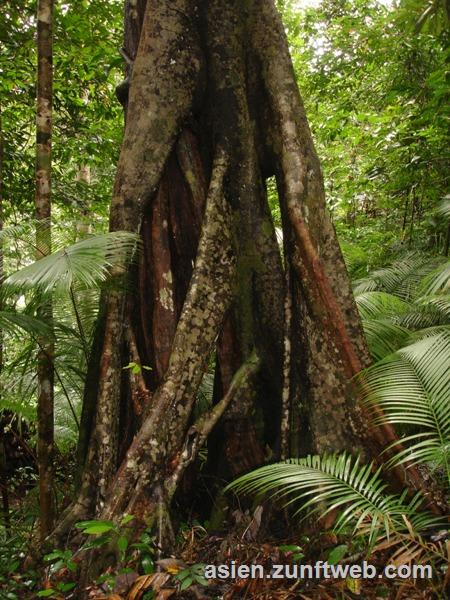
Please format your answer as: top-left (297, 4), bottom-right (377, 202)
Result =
top-left (99, 151), bottom-right (235, 522)
top-left (165, 351), bottom-right (261, 499)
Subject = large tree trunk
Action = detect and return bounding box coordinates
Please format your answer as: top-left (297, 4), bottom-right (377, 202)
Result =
top-left (53, 0), bottom-right (445, 570)
top-left (36, 0), bottom-right (55, 542)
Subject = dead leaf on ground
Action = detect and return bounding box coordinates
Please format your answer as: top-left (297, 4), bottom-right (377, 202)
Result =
top-left (156, 558), bottom-right (187, 573)
top-left (126, 572), bottom-right (171, 600)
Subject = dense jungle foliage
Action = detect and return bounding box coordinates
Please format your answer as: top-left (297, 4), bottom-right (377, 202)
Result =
top-left (0, 0), bottom-right (449, 598)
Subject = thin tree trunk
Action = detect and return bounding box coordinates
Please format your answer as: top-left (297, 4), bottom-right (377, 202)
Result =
top-left (444, 222), bottom-right (450, 257)
top-left (408, 185), bottom-right (417, 247)
top-left (36, 0), bottom-right (55, 542)
top-left (401, 191), bottom-right (409, 242)
top-left (76, 164), bottom-right (91, 238)
top-left (0, 110), bottom-right (10, 533)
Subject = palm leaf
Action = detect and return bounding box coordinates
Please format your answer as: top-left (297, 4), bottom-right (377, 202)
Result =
top-left (436, 196), bottom-right (450, 219)
top-left (194, 371), bottom-right (215, 419)
top-left (398, 295), bottom-right (450, 330)
top-left (362, 319), bottom-right (411, 360)
top-left (0, 310), bottom-right (53, 339)
top-left (353, 254), bottom-right (446, 300)
top-left (360, 331), bottom-right (450, 484)
top-left (3, 232), bottom-right (139, 296)
top-left (340, 242), bottom-right (369, 278)
top-left (227, 453), bottom-right (438, 546)
top-left (353, 277), bottom-right (379, 295)
top-left (355, 291), bottom-right (412, 320)
top-left (408, 324), bottom-right (450, 342)
top-left (0, 220), bottom-right (40, 244)
top-left (419, 262), bottom-right (450, 296)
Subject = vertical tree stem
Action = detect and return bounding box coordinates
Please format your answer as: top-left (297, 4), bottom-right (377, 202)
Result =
top-left (36, 0), bottom-right (55, 541)
top-left (0, 110), bottom-right (10, 533)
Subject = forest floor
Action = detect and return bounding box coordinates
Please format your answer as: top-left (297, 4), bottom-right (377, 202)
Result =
top-left (80, 526), bottom-right (444, 600)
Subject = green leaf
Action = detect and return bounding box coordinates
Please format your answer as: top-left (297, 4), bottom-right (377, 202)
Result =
top-left (67, 560), bottom-right (77, 572)
top-left (327, 544), bottom-right (348, 565)
top-left (360, 331), bottom-right (450, 485)
top-left (0, 311), bottom-right (53, 339)
top-left (179, 577), bottom-right (193, 591)
top-left (83, 523), bottom-right (115, 534)
top-left (82, 534), bottom-right (111, 550)
top-left (141, 555), bottom-right (155, 574)
top-left (58, 582), bottom-right (76, 592)
top-left (44, 551), bottom-right (65, 562)
top-left (76, 519), bottom-right (116, 533)
top-left (120, 514), bottom-right (135, 526)
top-left (279, 544), bottom-right (302, 553)
top-left (227, 453), bottom-right (439, 546)
top-left (117, 535), bottom-right (128, 553)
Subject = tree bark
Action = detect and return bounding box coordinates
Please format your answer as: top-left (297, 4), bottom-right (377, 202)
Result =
top-left (36, 0), bottom-right (55, 542)
top-left (52, 0), bottom-right (446, 576)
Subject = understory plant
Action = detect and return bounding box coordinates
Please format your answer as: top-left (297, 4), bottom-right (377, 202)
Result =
top-left (0, 222), bottom-right (138, 446)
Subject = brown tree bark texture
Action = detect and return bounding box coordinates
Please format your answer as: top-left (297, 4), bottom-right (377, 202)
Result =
top-left (54, 0), bottom-right (446, 564)
top-left (36, 0), bottom-right (55, 542)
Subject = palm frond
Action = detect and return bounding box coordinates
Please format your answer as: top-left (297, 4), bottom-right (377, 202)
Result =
top-left (436, 196), bottom-right (450, 219)
top-left (3, 232), bottom-right (139, 296)
top-left (340, 242), bottom-right (369, 278)
top-left (368, 254), bottom-right (443, 300)
top-left (408, 324), bottom-right (450, 342)
top-left (0, 310), bottom-right (53, 339)
top-left (227, 453), bottom-right (438, 546)
top-left (353, 277), bottom-right (379, 295)
top-left (54, 395), bottom-right (80, 450)
top-left (0, 394), bottom-right (36, 423)
top-left (355, 291), bottom-right (412, 320)
top-left (362, 319), bottom-right (411, 360)
top-left (0, 218), bottom-right (88, 254)
top-left (360, 331), bottom-right (450, 484)
top-left (194, 371), bottom-right (215, 419)
top-left (0, 220), bottom-right (40, 244)
top-left (374, 522), bottom-right (448, 567)
top-left (398, 296), bottom-right (450, 330)
top-left (419, 262), bottom-right (450, 296)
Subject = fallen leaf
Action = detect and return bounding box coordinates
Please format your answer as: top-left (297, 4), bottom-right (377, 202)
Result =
top-left (156, 558), bottom-right (187, 572)
top-left (127, 573), bottom-right (171, 600)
